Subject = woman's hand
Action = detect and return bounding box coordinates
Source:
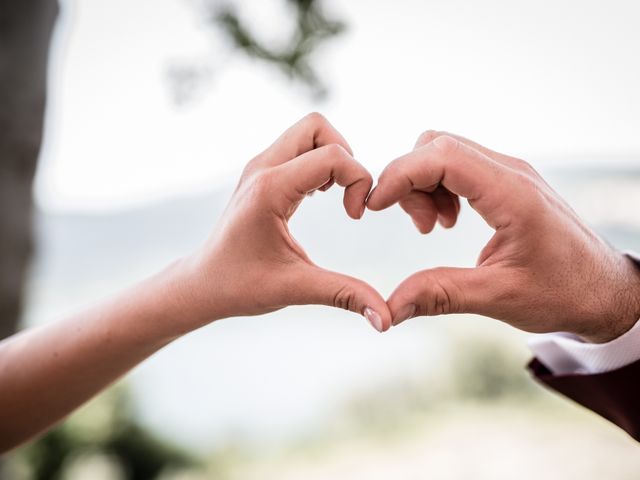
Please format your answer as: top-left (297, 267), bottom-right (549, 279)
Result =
top-left (181, 113), bottom-right (391, 332)
top-left (0, 113), bottom-right (390, 453)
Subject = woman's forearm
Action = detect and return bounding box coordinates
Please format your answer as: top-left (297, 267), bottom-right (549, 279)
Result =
top-left (0, 258), bottom-right (203, 452)
top-left (0, 114), bottom-right (388, 453)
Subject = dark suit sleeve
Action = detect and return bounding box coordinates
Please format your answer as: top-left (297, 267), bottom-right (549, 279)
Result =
top-left (529, 358), bottom-right (640, 441)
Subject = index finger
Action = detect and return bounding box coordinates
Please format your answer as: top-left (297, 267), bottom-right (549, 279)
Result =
top-left (259, 112), bottom-right (353, 167)
top-left (367, 136), bottom-right (524, 229)
top-left (271, 143), bottom-right (373, 220)
top-left (414, 130), bottom-right (544, 183)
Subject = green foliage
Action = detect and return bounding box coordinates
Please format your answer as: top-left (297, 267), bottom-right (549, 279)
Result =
top-left (329, 333), bottom-right (542, 441)
top-left (449, 336), bottom-right (537, 400)
top-left (9, 385), bottom-right (199, 480)
top-left (212, 0), bottom-right (345, 99)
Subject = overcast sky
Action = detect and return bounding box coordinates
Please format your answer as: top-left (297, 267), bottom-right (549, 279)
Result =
top-left (36, 0), bottom-right (640, 212)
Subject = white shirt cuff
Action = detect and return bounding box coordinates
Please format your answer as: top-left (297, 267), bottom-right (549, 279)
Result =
top-left (528, 318), bottom-right (640, 375)
top-left (528, 251), bottom-right (640, 375)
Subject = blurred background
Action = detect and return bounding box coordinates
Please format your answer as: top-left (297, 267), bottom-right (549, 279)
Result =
top-left (2, 0), bottom-right (640, 478)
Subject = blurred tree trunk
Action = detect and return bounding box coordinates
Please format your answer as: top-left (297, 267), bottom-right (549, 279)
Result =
top-left (0, 0), bottom-right (58, 340)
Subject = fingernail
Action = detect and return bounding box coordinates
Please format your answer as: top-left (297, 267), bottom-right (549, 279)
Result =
top-left (393, 304), bottom-right (416, 326)
top-left (363, 307), bottom-right (383, 332)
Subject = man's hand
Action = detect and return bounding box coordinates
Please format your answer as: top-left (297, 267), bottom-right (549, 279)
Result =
top-left (182, 113), bottom-right (391, 332)
top-left (368, 131), bottom-right (640, 342)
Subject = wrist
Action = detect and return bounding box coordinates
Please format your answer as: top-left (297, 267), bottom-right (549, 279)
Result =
top-left (118, 256), bottom-right (225, 345)
top-left (79, 258), bottom-right (213, 355)
top-left (580, 253), bottom-right (640, 344)
top-left (154, 255), bottom-right (228, 335)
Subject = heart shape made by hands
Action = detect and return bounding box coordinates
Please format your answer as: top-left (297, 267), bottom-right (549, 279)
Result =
top-left (205, 113), bottom-right (617, 343)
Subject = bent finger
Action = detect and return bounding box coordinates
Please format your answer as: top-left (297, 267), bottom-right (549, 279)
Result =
top-left (258, 112), bottom-right (353, 167)
top-left (368, 136), bottom-right (523, 230)
top-left (415, 130), bottom-right (542, 181)
top-left (431, 186), bottom-right (460, 228)
top-left (272, 144), bottom-right (373, 220)
top-left (399, 191), bottom-right (439, 234)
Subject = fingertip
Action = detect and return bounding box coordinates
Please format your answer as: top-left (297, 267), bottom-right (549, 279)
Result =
top-left (408, 214), bottom-right (436, 234)
top-left (360, 289), bottom-right (393, 332)
top-left (344, 177), bottom-right (373, 220)
top-left (415, 129), bottom-right (440, 149)
top-left (400, 192), bottom-right (438, 234)
top-left (363, 307), bottom-right (383, 332)
top-left (437, 214), bottom-right (457, 229)
top-left (365, 185), bottom-right (377, 204)
top-left (432, 134), bottom-right (459, 153)
top-left (375, 305), bottom-right (394, 332)
top-left (381, 304), bottom-right (393, 331)
top-left (386, 277), bottom-right (421, 325)
top-left (343, 195), bottom-right (365, 220)
top-left (365, 188), bottom-right (386, 211)
top-left (391, 304), bottom-right (417, 326)
top-left (360, 299), bottom-right (392, 332)
top-left (415, 220), bottom-right (436, 234)
top-left (431, 186), bottom-right (460, 229)
top-left (366, 158), bottom-right (414, 212)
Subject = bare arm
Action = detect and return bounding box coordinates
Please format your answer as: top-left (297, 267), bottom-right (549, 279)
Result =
top-left (0, 113), bottom-right (391, 453)
top-left (0, 261), bottom-right (191, 451)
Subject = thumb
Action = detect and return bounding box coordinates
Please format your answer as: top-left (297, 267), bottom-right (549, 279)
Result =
top-left (291, 266), bottom-right (392, 332)
top-left (387, 266), bottom-right (501, 326)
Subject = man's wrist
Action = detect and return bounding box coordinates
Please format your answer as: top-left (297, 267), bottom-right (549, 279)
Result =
top-left (581, 253), bottom-right (640, 344)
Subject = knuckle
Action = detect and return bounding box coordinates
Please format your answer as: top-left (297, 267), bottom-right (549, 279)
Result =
top-left (250, 168), bottom-right (276, 195)
top-left (515, 171), bottom-right (541, 198)
top-left (382, 160), bottom-right (402, 178)
top-left (417, 129), bottom-right (440, 146)
top-left (332, 285), bottom-right (357, 312)
top-left (508, 173), bottom-right (549, 218)
top-left (375, 168), bottom-right (393, 189)
top-left (416, 270), bottom-right (463, 316)
top-left (304, 111), bottom-right (328, 128)
top-left (378, 161), bottom-right (409, 189)
top-left (514, 158), bottom-right (537, 175)
top-left (240, 156), bottom-right (262, 179)
top-left (432, 135), bottom-right (459, 155)
top-left (324, 142), bottom-right (347, 158)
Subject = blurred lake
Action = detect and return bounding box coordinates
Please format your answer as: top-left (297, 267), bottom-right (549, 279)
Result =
top-left (22, 165), bottom-right (640, 454)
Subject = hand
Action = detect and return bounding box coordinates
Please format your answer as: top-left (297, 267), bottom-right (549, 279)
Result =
top-left (368, 131), bottom-right (640, 342)
top-left (181, 113), bottom-right (391, 332)
top-left (0, 113), bottom-right (395, 452)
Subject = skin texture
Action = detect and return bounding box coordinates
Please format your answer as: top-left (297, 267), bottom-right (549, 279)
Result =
top-left (368, 131), bottom-right (640, 344)
top-left (0, 113), bottom-right (391, 453)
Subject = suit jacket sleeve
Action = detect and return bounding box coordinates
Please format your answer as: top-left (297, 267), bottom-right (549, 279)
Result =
top-left (529, 357), bottom-right (640, 441)
top-left (528, 252), bottom-right (640, 440)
